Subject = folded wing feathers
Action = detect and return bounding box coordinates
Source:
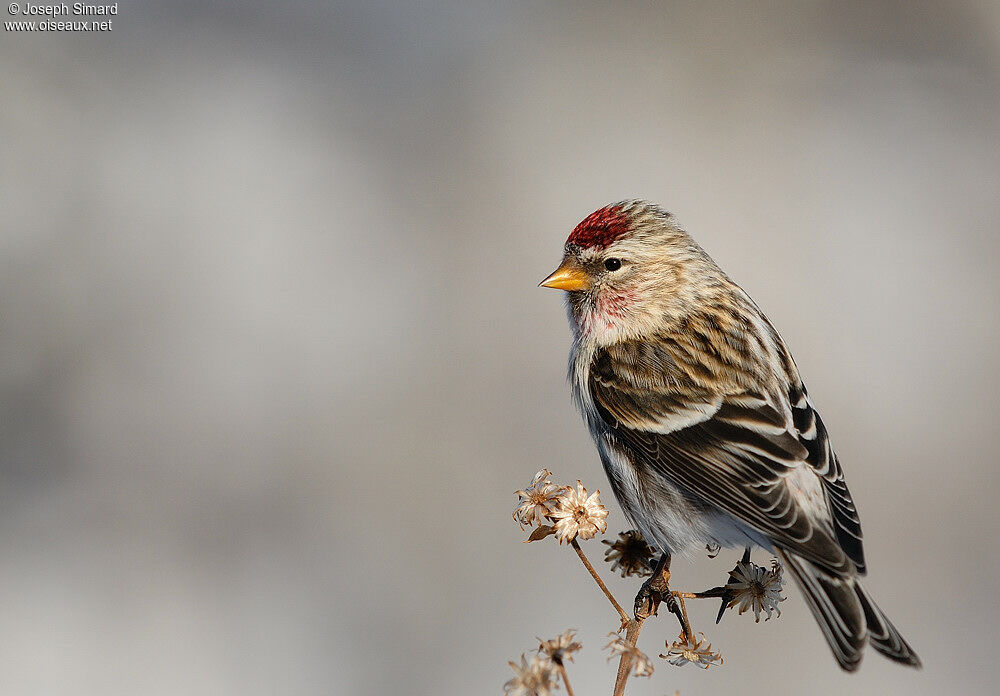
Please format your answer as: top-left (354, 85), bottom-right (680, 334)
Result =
top-left (591, 342), bottom-right (863, 577)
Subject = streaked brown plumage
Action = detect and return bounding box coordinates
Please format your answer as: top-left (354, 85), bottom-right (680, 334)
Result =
top-left (541, 200), bottom-right (920, 671)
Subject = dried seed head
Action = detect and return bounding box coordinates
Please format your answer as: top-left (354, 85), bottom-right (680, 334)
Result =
top-left (725, 558), bottom-right (785, 622)
top-left (605, 632), bottom-right (654, 678)
top-left (537, 629), bottom-right (582, 665)
top-left (504, 653), bottom-right (558, 696)
top-left (549, 480), bottom-right (609, 543)
top-left (513, 468), bottom-right (564, 530)
top-left (602, 530), bottom-right (655, 577)
top-left (660, 632), bottom-right (723, 669)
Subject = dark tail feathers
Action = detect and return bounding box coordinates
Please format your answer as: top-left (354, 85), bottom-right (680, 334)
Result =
top-left (777, 550), bottom-right (921, 671)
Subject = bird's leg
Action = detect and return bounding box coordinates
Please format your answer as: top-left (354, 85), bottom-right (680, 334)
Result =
top-left (660, 589), bottom-right (692, 641)
top-left (667, 592), bottom-right (693, 642)
top-left (633, 552), bottom-right (670, 620)
top-left (633, 553), bottom-right (691, 637)
top-left (632, 551), bottom-right (689, 640)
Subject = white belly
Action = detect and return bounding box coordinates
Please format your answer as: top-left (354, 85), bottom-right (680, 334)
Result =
top-left (596, 432), bottom-right (771, 556)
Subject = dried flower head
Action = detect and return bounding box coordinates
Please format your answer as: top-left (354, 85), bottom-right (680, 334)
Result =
top-left (504, 653), bottom-right (558, 696)
top-left (549, 480), bottom-right (609, 543)
top-left (661, 632), bottom-right (723, 669)
top-left (537, 629), bottom-right (582, 665)
top-left (513, 469), bottom-right (564, 529)
top-left (725, 558), bottom-right (785, 622)
top-left (602, 530), bottom-right (655, 577)
top-left (605, 632), bottom-right (654, 677)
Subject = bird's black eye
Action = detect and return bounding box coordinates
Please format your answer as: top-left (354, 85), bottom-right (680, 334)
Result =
top-left (604, 258), bottom-right (622, 272)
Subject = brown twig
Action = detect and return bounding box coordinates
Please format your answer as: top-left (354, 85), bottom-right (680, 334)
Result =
top-left (611, 618), bottom-right (644, 696)
top-left (555, 662), bottom-right (575, 696)
top-left (673, 592), bottom-right (693, 642)
top-left (675, 588), bottom-right (727, 599)
top-left (570, 539), bottom-right (630, 629)
top-left (613, 553), bottom-right (671, 696)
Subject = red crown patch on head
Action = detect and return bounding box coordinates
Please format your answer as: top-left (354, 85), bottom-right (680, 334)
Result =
top-left (566, 204), bottom-right (631, 249)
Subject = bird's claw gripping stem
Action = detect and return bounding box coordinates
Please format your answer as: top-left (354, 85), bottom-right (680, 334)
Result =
top-left (633, 580), bottom-right (659, 620)
top-left (663, 592), bottom-right (691, 640)
top-left (632, 553), bottom-right (691, 639)
top-left (633, 552), bottom-right (671, 620)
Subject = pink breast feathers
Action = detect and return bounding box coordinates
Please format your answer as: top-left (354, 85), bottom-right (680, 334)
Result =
top-left (580, 287), bottom-right (637, 338)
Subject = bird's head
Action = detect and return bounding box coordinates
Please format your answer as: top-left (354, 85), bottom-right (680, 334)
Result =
top-left (540, 200), bottom-right (722, 346)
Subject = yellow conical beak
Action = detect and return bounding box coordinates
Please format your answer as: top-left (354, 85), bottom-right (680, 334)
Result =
top-left (539, 257), bottom-right (592, 292)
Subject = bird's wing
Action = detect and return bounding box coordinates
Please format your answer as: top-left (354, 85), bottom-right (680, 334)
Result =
top-left (788, 385), bottom-right (865, 573)
top-left (590, 347), bottom-right (865, 577)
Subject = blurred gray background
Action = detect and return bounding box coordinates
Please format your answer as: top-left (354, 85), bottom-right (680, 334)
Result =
top-left (2, 1), bottom-right (998, 694)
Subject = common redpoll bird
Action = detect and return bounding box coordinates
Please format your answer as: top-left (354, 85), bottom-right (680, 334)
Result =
top-left (540, 200), bottom-right (920, 671)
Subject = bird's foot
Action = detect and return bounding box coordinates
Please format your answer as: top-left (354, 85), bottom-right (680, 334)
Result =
top-left (631, 552), bottom-right (693, 638)
top-left (633, 552), bottom-right (672, 621)
top-left (664, 591), bottom-right (692, 641)
top-left (633, 578), bottom-right (662, 621)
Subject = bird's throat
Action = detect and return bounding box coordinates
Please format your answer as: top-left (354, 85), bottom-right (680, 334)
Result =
top-left (574, 289), bottom-right (639, 346)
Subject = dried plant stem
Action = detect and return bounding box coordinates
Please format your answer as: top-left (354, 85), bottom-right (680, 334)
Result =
top-left (555, 662), bottom-right (575, 696)
top-left (611, 618), bottom-right (644, 696)
top-left (673, 592), bottom-right (693, 641)
top-left (613, 554), bottom-right (670, 696)
top-left (570, 539), bottom-right (630, 628)
top-left (675, 588), bottom-right (726, 599)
